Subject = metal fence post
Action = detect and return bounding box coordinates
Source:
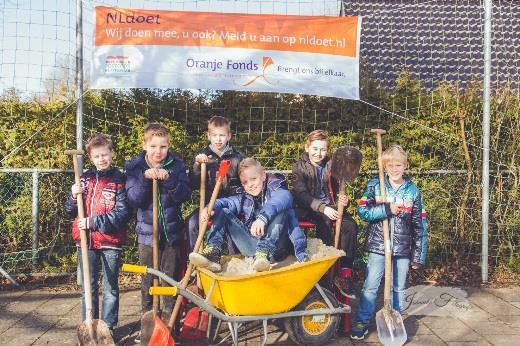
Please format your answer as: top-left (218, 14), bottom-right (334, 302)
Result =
top-left (481, 0), bottom-right (492, 283)
top-left (76, 0), bottom-right (84, 286)
top-left (76, 0), bottom-right (84, 168)
top-left (32, 169), bottom-right (39, 267)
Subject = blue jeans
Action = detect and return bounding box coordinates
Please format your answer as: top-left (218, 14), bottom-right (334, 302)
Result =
top-left (77, 247), bottom-right (121, 328)
top-left (355, 252), bottom-right (410, 323)
top-left (207, 208), bottom-right (290, 261)
top-left (187, 208), bottom-right (238, 255)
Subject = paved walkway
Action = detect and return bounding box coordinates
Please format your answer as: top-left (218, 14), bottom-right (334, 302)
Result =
top-left (1, 285), bottom-right (519, 345)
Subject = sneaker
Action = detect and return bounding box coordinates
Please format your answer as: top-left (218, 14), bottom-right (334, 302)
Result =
top-left (133, 332), bottom-right (141, 343)
top-left (334, 276), bottom-right (356, 299)
top-left (189, 246), bottom-right (222, 272)
top-left (350, 321), bottom-right (368, 340)
top-left (253, 251), bottom-right (270, 272)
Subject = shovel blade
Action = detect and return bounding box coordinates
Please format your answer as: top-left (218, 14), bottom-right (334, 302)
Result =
top-left (140, 310), bottom-right (156, 345)
top-left (77, 319), bottom-right (114, 346)
top-left (376, 308), bottom-right (407, 346)
top-left (149, 315), bottom-right (175, 346)
top-left (180, 307), bottom-right (209, 341)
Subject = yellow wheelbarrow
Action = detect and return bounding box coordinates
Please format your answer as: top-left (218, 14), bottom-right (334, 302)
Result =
top-left (123, 253), bottom-right (350, 345)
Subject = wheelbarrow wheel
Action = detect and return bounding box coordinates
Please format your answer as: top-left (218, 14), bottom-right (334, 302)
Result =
top-left (283, 288), bottom-right (340, 345)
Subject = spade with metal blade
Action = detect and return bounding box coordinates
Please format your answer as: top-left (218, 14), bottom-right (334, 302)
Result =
top-left (371, 129), bottom-right (407, 346)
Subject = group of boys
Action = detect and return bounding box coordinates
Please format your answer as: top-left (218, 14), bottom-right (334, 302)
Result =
top-left (65, 116), bottom-right (428, 342)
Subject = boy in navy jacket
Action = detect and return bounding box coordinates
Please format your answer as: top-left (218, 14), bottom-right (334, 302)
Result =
top-left (125, 123), bottom-right (191, 314)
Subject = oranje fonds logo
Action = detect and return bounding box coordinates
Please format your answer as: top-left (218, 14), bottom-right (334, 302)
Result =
top-left (184, 56), bottom-right (275, 86)
top-left (242, 56), bottom-right (274, 86)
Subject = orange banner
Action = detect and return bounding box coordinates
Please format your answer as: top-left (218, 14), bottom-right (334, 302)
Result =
top-left (95, 6), bottom-right (359, 57)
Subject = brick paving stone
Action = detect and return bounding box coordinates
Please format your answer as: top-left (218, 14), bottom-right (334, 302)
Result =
top-left (468, 295), bottom-right (520, 316)
top-left (33, 327), bottom-right (77, 345)
top-left (432, 327), bottom-right (483, 342)
top-left (0, 318), bottom-right (18, 334)
top-left (511, 302), bottom-right (520, 310)
top-left (486, 287), bottom-right (520, 303)
top-left (404, 318), bottom-right (434, 335)
top-left (421, 316), bottom-right (468, 329)
top-left (463, 320), bottom-right (519, 335)
top-left (0, 290), bottom-right (28, 307)
top-left (482, 334), bottom-right (520, 345)
top-left (446, 340), bottom-right (492, 346)
top-left (453, 305), bottom-right (494, 322)
top-left (406, 334), bottom-right (447, 345)
top-left (33, 294), bottom-right (79, 315)
top-left (491, 314), bottom-right (520, 328)
top-left (17, 313), bottom-right (60, 329)
top-left (0, 326), bottom-right (49, 345)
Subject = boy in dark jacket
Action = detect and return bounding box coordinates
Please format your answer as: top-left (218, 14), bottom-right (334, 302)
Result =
top-left (65, 134), bottom-right (131, 331)
top-left (125, 123), bottom-right (191, 315)
top-left (350, 145), bottom-right (428, 340)
top-left (188, 115), bottom-right (244, 251)
top-left (292, 130), bottom-right (358, 286)
top-left (190, 158), bottom-right (307, 272)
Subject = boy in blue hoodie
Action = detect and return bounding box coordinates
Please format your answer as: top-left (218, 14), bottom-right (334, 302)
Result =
top-left (351, 145), bottom-right (428, 340)
top-left (189, 158), bottom-right (307, 272)
top-left (125, 123), bottom-right (191, 315)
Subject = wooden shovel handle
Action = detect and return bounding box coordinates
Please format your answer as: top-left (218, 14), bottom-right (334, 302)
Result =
top-left (66, 150), bottom-right (94, 321)
top-left (372, 129), bottom-right (392, 308)
top-left (198, 163), bottom-right (207, 229)
top-left (152, 179), bottom-right (160, 313)
top-left (334, 179), bottom-right (346, 249)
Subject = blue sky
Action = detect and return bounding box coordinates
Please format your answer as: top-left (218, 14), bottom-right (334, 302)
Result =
top-left (0, 0), bottom-right (341, 97)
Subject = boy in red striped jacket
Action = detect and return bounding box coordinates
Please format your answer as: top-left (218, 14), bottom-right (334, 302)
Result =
top-left (65, 134), bottom-right (131, 333)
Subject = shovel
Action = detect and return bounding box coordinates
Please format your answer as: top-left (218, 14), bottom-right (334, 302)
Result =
top-left (167, 160), bottom-right (231, 334)
top-left (330, 146), bottom-right (362, 333)
top-left (371, 129), bottom-right (407, 346)
top-left (140, 179), bottom-right (172, 345)
top-left (65, 149), bottom-right (114, 346)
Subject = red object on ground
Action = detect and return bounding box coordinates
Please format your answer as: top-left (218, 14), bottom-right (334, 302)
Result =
top-left (335, 266), bottom-right (353, 333)
top-left (149, 316), bottom-right (175, 346)
top-left (179, 307), bottom-right (209, 341)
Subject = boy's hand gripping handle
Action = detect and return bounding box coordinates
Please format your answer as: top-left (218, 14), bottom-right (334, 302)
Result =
top-left (167, 160), bottom-right (231, 331)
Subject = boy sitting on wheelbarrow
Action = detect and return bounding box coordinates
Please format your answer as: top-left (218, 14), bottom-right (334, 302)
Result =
top-left (190, 157), bottom-right (307, 272)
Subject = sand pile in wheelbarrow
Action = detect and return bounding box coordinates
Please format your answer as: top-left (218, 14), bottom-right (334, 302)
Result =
top-left (220, 238), bottom-right (345, 276)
